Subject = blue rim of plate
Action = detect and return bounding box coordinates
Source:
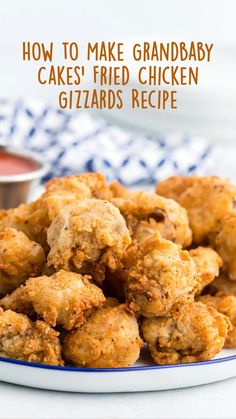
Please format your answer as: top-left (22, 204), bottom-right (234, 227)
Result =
top-left (0, 354), bottom-right (236, 372)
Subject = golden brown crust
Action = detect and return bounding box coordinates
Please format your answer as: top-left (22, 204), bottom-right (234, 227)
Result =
top-left (0, 309), bottom-right (63, 365)
top-left (0, 173), bottom-right (112, 250)
top-left (47, 199), bottom-right (131, 283)
top-left (0, 286), bottom-right (34, 316)
top-left (109, 181), bottom-right (131, 198)
top-left (111, 190), bottom-right (192, 248)
top-left (46, 172), bottom-right (112, 200)
top-left (206, 274), bottom-right (236, 296)
top-left (142, 301), bottom-right (229, 364)
top-left (124, 232), bottom-right (198, 317)
top-left (0, 228), bottom-right (46, 295)
top-left (189, 246), bottom-right (223, 294)
top-left (156, 175), bottom-right (196, 201)
top-left (156, 175), bottom-right (236, 244)
top-left (0, 270), bottom-right (106, 330)
top-left (63, 303), bottom-right (142, 368)
top-left (0, 172), bottom-right (235, 368)
top-left (199, 293), bottom-right (236, 348)
top-left (215, 214), bottom-right (236, 280)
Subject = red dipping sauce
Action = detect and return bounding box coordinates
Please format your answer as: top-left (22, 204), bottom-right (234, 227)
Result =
top-left (0, 150), bottom-right (40, 176)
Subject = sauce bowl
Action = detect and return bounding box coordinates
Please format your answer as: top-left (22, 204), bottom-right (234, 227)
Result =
top-left (0, 147), bottom-right (49, 209)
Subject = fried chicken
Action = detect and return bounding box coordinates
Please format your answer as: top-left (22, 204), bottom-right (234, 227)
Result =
top-left (0, 308), bottom-right (63, 365)
top-left (156, 175), bottom-right (236, 244)
top-left (0, 270), bottom-right (105, 330)
top-left (124, 232), bottom-right (198, 317)
top-left (1, 172), bottom-right (235, 368)
top-left (0, 195), bottom-right (74, 250)
top-left (111, 190), bottom-right (192, 248)
top-left (109, 181), bottom-right (131, 199)
top-left (0, 173), bottom-right (112, 250)
top-left (0, 285), bottom-right (33, 315)
top-left (205, 273), bottom-right (236, 296)
top-left (189, 246), bottom-right (223, 294)
top-left (142, 301), bottom-right (229, 364)
top-left (46, 172), bottom-right (112, 200)
top-left (199, 293), bottom-right (236, 348)
top-left (63, 303), bottom-right (142, 368)
top-left (0, 228), bottom-right (46, 295)
top-left (214, 214), bottom-right (236, 280)
top-left (47, 199), bottom-right (131, 283)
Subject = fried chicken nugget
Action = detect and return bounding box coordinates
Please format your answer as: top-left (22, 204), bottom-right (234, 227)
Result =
top-left (109, 181), bottom-right (131, 198)
top-left (45, 172), bottom-right (112, 200)
top-left (199, 293), bottom-right (236, 347)
top-left (142, 301), bottom-right (229, 365)
top-left (63, 303), bottom-right (142, 368)
top-left (47, 199), bottom-right (131, 283)
top-left (111, 190), bottom-right (192, 248)
top-left (0, 173), bottom-right (112, 249)
top-left (189, 246), bottom-right (223, 294)
top-left (214, 214), bottom-right (236, 280)
top-left (0, 195), bottom-right (75, 250)
top-left (0, 228), bottom-right (46, 295)
top-left (0, 308), bottom-right (63, 365)
top-left (206, 273), bottom-right (236, 296)
top-left (0, 270), bottom-right (106, 330)
top-left (0, 285), bottom-right (33, 315)
top-left (156, 176), bottom-right (236, 243)
top-left (124, 232), bottom-right (198, 317)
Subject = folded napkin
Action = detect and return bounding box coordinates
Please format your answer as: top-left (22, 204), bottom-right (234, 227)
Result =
top-left (0, 98), bottom-right (213, 185)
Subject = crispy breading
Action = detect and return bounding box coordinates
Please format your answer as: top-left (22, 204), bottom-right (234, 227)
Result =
top-left (109, 181), bottom-right (131, 198)
top-left (47, 199), bottom-right (131, 283)
top-left (142, 301), bottom-right (229, 364)
top-left (124, 232), bottom-right (198, 317)
top-left (189, 246), bottom-right (223, 294)
top-left (0, 228), bottom-right (46, 295)
top-left (215, 213), bottom-right (236, 280)
top-left (156, 176), bottom-right (236, 243)
top-left (111, 190), bottom-right (192, 248)
top-left (0, 270), bottom-right (105, 330)
top-left (0, 309), bottom-right (63, 365)
top-left (206, 273), bottom-right (236, 296)
top-left (199, 293), bottom-right (236, 348)
top-left (0, 173), bottom-right (112, 249)
top-left (155, 175), bottom-right (196, 201)
top-left (63, 303), bottom-right (142, 368)
top-left (0, 286), bottom-right (33, 315)
top-left (0, 196), bottom-right (74, 250)
top-left (46, 172), bottom-right (112, 200)
top-left (1, 172), bottom-right (235, 368)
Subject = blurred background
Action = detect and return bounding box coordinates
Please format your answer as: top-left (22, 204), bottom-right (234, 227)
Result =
top-left (0, 0), bottom-right (236, 183)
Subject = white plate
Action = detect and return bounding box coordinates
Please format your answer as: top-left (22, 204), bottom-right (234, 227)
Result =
top-left (1, 348), bottom-right (236, 393)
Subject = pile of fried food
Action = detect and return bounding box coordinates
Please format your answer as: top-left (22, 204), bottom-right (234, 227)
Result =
top-left (0, 173), bottom-right (236, 368)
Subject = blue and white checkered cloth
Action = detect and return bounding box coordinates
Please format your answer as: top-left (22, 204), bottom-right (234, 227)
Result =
top-left (0, 98), bottom-right (213, 185)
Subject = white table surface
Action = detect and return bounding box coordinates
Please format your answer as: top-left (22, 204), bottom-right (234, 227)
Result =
top-left (0, 376), bottom-right (235, 419)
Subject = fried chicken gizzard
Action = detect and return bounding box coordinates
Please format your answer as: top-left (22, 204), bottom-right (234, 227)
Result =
top-left (124, 231), bottom-right (198, 317)
top-left (0, 173), bottom-right (112, 249)
top-left (199, 292), bottom-right (236, 348)
top-left (63, 302), bottom-right (142, 368)
top-left (0, 228), bottom-right (46, 295)
top-left (156, 175), bottom-right (236, 280)
top-left (142, 301), bottom-right (230, 365)
top-left (0, 270), bottom-right (106, 330)
top-left (0, 308), bottom-right (63, 365)
top-left (47, 199), bottom-right (131, 283)
top-left (0, 172), bottom-right (234, 369)
top-left (111, 190), bottom-right (192, 248)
